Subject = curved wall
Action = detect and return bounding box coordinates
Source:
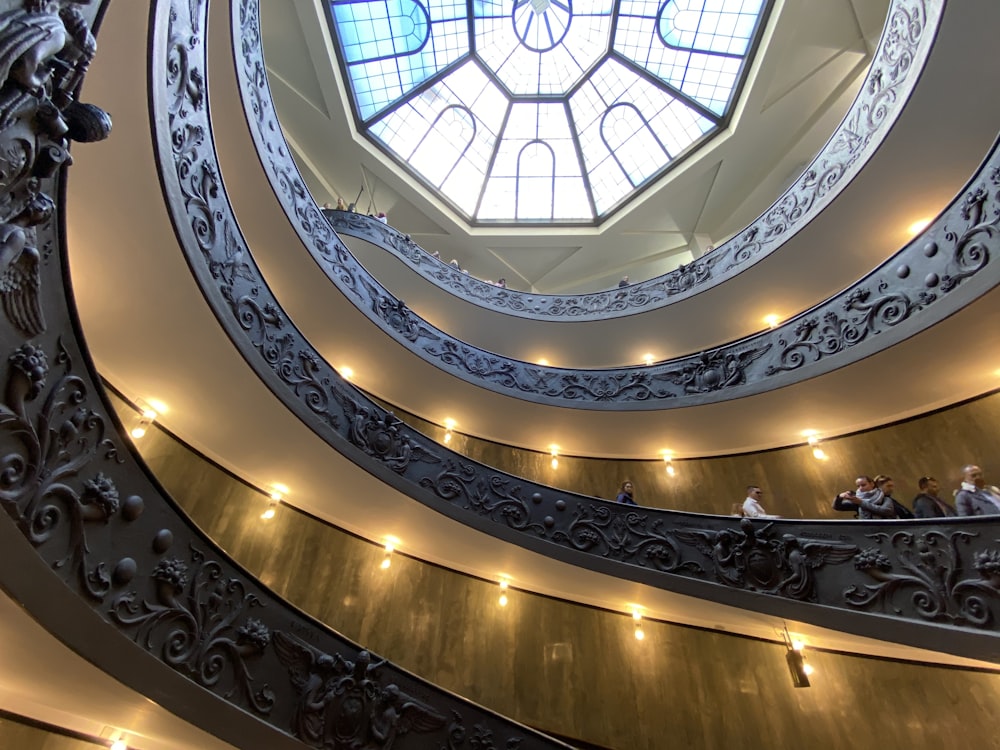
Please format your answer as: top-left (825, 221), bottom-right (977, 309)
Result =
top-left (380, 389), bottom-right (1000, 519)
top-left (115, 391), bottom-right (1000, 750)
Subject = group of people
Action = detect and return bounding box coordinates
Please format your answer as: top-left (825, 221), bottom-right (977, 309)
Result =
top-left (614, 464), bottom-right (1000, 519)
top-left (832, 464), bottom-right (1000, 519)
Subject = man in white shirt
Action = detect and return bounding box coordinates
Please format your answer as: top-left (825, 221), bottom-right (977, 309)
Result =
top-left (742, 485), bottom-right (778, 518)
top-left (955, 465), bottom-right (1000, 516)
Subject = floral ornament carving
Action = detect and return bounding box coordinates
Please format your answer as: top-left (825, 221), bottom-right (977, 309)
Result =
top-left (0, 340), bottom-right (131, 600)
top-left (846, 530), bottom-right (1000, 627)
top-left (273, 632), bottom-right (458, 749)
top-left (551, 504), bottom-right (702, 574)
top-left (675, 520), bottom-right (859, 601)
top-left (110, 545), bottom-right (275, 714)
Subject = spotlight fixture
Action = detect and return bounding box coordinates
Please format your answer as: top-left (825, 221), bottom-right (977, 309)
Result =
top-left (537, 358), bottom-right (550, 367)
top-left (812, 447), bottom-right (829, 461)
top-left (110, 740), bottom-right (128, 750)
top-left (763, 314), bottom-right (780, 329)
top-left (643, 353), bottom-right (654, 366)
top-left (443, 418), bottom-right (456, 444)
top-left (907, 217), bottom-right (931, 236)
top-left (260, 503), bottom-right (277, 521)
top-left (498, 578), bottom-right (509, 607)
top-left (782, 628), bottom-right (812, 687)
top-left (804, 433), bottom-right (829, 460)
top-left (340, 365), bottom-right (354, 380)
top-left (549, 445), bottom-right (559, 470)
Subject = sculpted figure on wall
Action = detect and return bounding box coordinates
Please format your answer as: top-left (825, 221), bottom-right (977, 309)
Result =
top-left (0, 0), bottom-right (109, 336)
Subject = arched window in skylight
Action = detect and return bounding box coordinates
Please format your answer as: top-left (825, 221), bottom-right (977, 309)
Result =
top-left (325, 0), bottom-right (770, 222)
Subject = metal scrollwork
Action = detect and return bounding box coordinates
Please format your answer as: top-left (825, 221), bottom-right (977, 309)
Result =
top-left (551, 504), bottom-right (701, 574)
top-left (846, 530), bottom-right (1000, 627)
top-left (322, 0), bottom-right (937, 320)
top-left (110, 545), bottom-right (276, 714)
top-left (0, 339), bottom-right (132, 600)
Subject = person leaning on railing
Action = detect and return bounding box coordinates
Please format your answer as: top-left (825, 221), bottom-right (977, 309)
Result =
top-left (833, 475), bottom-right (895, 519)
top-left (955, 464), bottom-right (1000, 516)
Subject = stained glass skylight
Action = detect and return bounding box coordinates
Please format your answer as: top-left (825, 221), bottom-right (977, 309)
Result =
top-left (325, 0), bottom-right (770, 224)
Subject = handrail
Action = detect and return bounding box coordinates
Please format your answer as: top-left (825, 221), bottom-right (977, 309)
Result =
top-left (235, 0), bottom-right (1000, 410)
top-left (319, 0), bottom-right (941, 321)
top-left (157, 0), bottom-right (1000, 662)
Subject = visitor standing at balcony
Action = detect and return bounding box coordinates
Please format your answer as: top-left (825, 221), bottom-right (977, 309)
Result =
top-left (616, 480), bottom-right (637, 506)
top-left (955, 465), bottom-right (1000, 516)
top-left (911, 476), bottom-right (956, 518)
top-left (618, 275), bottom-right (629, 288)
top-left (742, 486), bottom-right (777, 518)
top-left (875, 475), bottom-right (914, 519)
top-left (834, 475), bottom-right (894, 519)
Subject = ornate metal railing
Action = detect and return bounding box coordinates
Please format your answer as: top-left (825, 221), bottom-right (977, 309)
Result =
top-left (140, 0), bottom-right (1000, 664)
top-left (319, 0), bottom-right (941, 321)
top-left (0, 2), bottom-right (572, 747)
top-left (234, 0), bottom-right (1000, 410)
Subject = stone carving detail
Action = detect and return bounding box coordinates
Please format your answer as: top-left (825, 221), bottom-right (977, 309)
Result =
top-left (0, 0), bottom-right (110, 337)
top-left (273, 632), bottom-right (463, 749)
top-left (846, 530), bottom-right (1000, 627)
top-left (322, 0), bottom-right (935, 320)
top-left (111, 545), bottom-right (276, 714)
top-left (675, 519), bottom-right (859, 601)
top-left (0, 340), bottom-right (133, 600)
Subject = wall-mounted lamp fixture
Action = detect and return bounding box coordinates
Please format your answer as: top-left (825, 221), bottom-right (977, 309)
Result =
top-left (129, 404), bottom-right (158, 440)
top-left (381, 541), bottom-right (395, 569)
top-left (763, 314), bottom-right (781, 329)
top-left (443, 418), bottom-right (456, 444)
top-left (661, 450), bottom-right (675, 477)
top-left (549, 445), bottom-right (559, 470)
top-left (783, 628), bottom-right (812, 687)
top-left (340, 365), bottom-right (354, 381)
top-left (632, 609), bottom-right (645, 641)
top-left (643, 353), bottom-right (654, 366)
top-left (804, 433), bottom-right (829, 461)
top-left (498, 578), bottom-right (509, 607)
top-left (110, 738), bottom-right (128, 750)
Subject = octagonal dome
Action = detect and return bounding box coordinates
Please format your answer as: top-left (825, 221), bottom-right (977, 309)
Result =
top-left (326, 0), bottom-right (771, 224)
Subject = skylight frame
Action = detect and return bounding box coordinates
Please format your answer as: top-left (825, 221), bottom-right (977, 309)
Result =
top-left (322, 0), bottom-right (773, 226)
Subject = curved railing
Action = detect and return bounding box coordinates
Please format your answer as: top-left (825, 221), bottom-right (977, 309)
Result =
top-left (236, 0), bottom-right (1000, 410)
top-left (0, 2), bottom-right (571, 747)
top-left (318, 0), bottom-right (940, 321)
top-left (144, 0), bottom-right (1000, 662)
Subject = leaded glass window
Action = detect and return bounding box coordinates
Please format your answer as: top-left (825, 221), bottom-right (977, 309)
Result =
top-left (325, 0), bottom-right (770, 223)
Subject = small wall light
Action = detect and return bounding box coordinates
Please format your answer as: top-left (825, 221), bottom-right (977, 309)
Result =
top-left (537, 358), bottom-right (550, 367)
top-left (783, 628), bottom-right (812, 687)
top-left (632, 609), bottom-right (645, 641)
top-left (643, 353), bottom-right (655, 366)
top-left (498, 578), bottom-right (509, 607)
top-left (130, 404), bottom-right (158, 440)
top-left (380, 541), bottom-right (395, 569)
top-left (763, 314), bottom-right (780, 329)
top-left (662, 450), bottom-right (675, 476)
top-left (340, 365), bottom-right (354, 380)
top-left (110, 740), bottom-right (128, 750)
top-left (549, 445), bottom-right (559, 470)
top-left (443, 418), bottom-right (456, 444)
top-left (907, 217), bottom-right (931, 236)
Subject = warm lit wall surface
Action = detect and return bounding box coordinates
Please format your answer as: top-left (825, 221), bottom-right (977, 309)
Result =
top-left (383, 390), bottom-right (1000, 518)
top-left (114, 393), bottom-right (1000, 750)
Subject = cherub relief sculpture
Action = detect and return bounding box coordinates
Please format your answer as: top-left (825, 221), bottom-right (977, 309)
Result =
top-left (273, 632), bottom-right (448, 749)
top-left (0, 0), bottom-right (110, 337)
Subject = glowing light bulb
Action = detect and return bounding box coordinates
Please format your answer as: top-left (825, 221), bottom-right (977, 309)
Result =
top-left (634, 625), bottom-right (645, 641)
top-left (643, 353), bottom-right (654, 366)
top-left (111, 741), bottom-right (128, 750)
top-left (380, 557), bottom-right (391, 569)
top-left (812, 447), bottom-right (828, 460)
top-left (130, 425), bottom-right (147, 439)
top-left (791, 639), bottom-right (805, 651)
top-left (763, 314), bottom-right (780, 329)
top-left (260, 507), bottom-right (276, 520)
top-left (498, 593), bottom-right (508, 607)
top-left (444, 431), bottom-right (452, 444)
top-left (340, 366), bottom-right (354, 380)
top-left (908, 218), bottom-right (931, 236)
top-left (803, 664), bottom-right (815, 676)
top-left (666, 465), bottom-right (676, 477)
